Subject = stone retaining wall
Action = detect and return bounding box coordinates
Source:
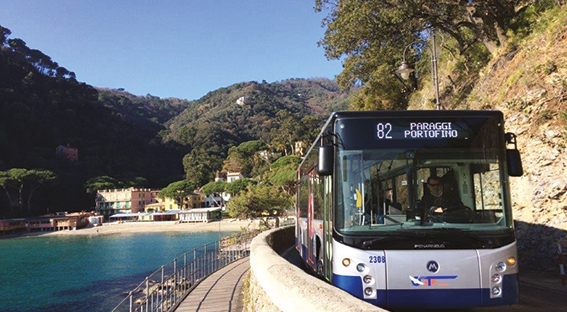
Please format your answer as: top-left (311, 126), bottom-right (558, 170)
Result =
top-left (247, 226), bottom-right (385, 312)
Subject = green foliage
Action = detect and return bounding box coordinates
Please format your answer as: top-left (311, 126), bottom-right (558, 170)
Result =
top-left (84, 176), bottom-right (123, 193)
top-left (183, 150), bottom-right (223, 187)
top-left (164, 79), bottom-right (348, 182)
top-left (265, 156), bottom-right (300, 197)
top-left (237, 140), bottom-right (267, 154)
top-left (506, 0), bottom-right (560, 47)
top-left (0, 25), bottom-right (351, 216)
top-left (223, 140), bottom-right (269, 177)
top-left (225, 178), bottom-right (254, 195)
top-left (124, 177), bottom-right (149, 188)
top-left (270, 155), bottom-right (301, 170)
top-left (201, 180), bottom-right (227, 195)
top-left (158, 180), bottom-right (197, 199)
top-left (0, 25), bottom-right (186, 215)
top-left (0, 168), bottom-right (58, 214)
top-left (226, 184), bottom-right (290, 219)
top-left (315, 0), bottom-right (525, 110)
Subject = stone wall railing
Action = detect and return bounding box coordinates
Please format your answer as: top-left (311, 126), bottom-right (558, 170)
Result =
top-left (248, 226), bottom-right (385, 312)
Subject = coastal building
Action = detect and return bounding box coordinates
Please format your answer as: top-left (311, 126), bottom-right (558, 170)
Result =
top-left (208, 171), bottom-right (242, 209)
top-left (178, 207), bottom-right (221, 223)
top-left (55, 144), bottom-right (78, 162)
top-left (0, 219), bottom-right (26, 235)
top-left (26, 212), bottom-right (89, 231)
top-left (214, 171), bottom-right (227, 182)
top-left (109, 212), bottom-right (148, 222)
top-left (95, 188), bottom-right (159, 218)
top-left (204, 193), bottom-right (223, 208)
top-left (144, 193), bottom-right (205, 213)
top-left (88, 215), bottom-right (104, 226)
top-left (226, 172), bottom-right (243, 183)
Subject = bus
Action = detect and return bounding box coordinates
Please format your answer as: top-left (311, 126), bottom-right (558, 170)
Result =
top-left (295, 110), bottom-right (523, 309)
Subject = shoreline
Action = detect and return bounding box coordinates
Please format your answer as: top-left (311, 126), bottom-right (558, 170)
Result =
top-left (1, 219), bottom-right (261, 239)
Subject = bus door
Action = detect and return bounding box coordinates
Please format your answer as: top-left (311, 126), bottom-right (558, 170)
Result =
top-left (307, 169), bottom-right (315, 266)
top-left (323, 175), bottom-right (333, 281)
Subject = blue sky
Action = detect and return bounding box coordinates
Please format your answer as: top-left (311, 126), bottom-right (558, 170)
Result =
top-left (0, 0), bottom-right (342, 100)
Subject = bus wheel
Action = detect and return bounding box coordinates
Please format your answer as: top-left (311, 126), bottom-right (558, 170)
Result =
top-left (316, 246), bottom-right (324, 277)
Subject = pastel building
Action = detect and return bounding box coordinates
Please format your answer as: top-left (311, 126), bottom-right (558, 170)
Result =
top-left (208, 171), bottom-right (242, 209)
top-left (56, 144), bottom-right (78, 162)
top-left (95, 188), bottom-right (159, 218)
top-left (144, 193), bottom-right (205, 212)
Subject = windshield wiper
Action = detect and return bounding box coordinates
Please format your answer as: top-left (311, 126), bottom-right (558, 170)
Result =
top-left (431, 227), bottom-right (494, 247)
top-left (361, 230), bottom-right (427, 248)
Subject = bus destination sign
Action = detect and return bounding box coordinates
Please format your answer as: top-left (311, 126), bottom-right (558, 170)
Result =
top-left (376, 121), bottom-right (468, 140)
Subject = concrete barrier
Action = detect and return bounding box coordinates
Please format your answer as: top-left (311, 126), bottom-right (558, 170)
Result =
top-left (248, 226), bottom-right (386, 312)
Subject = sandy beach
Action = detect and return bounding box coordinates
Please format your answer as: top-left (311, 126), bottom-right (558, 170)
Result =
top-left (21, 219), bottom-right (261, 238)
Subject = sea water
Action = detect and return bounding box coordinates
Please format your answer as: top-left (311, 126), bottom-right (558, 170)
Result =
top-left (0, 231), bottom-right (234, 312)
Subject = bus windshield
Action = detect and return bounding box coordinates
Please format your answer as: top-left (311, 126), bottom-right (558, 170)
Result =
top-left (334, 116), bottom-right (512, 235)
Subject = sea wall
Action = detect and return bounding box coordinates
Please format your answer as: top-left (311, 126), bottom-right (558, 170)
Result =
top-left (247, 226), bottom-right (385, 312)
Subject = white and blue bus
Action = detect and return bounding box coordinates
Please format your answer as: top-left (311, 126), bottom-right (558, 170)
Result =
top-left (295, 110), bottom-right (523, 309)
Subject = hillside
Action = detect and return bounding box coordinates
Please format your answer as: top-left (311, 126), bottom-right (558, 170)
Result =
top-left (406, 5), bottom-right (567, 270)
top-left (162, 78), bottom-right (349, 185)
top-left (0, 24), bottom-right (349, 216)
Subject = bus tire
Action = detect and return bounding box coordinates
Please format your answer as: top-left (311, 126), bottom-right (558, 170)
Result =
top-left (316, 238), bottom-right (324, 277)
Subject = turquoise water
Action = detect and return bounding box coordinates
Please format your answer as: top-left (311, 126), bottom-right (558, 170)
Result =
top-left (0, 231), bottom-right (233, 312)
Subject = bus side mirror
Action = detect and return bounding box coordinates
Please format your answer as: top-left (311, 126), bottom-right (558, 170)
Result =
top-left (505, 133), bottom-right (523, 177)
top-left (318, 145), bottom-right (334, 176)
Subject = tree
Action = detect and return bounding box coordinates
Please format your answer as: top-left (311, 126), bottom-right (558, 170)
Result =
top-left (265, 156), bottom-right (301, 196)
top-left (8, 168), bottom-right (28, 209)
top-left (158, 180), bottom-right (197, 208)
top-left (85, 176), bottom-right (123, 193)
top-left (0, 168), bottom-right (58, 214)
top-left (227, 184), bottom-right (291, 219)
top-left (222, 140), bottom-right (269, 176)
top-left (158, 180), bottom-right (197, 199)
top-left (201, 181), bottom-right (226, 196)
top-left (125, 177), bottom-right (148, 188)
top-left (225, 178), bottom-right (254, 195)
top-left (0, 25), bottom-right (11, 46)
top-left (0, 171), bottom-right (16, 213)
top-left (25, 169), bottom-right (58, 213)
top-left (314, 0), bottom-right (526, 109)
top-left (183, 150), bottom-right (223, 187)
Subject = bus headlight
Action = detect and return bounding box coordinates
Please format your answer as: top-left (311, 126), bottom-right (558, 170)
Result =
top-left (363, 275), bottom-right (373, 284)
top-left (492, 286), bottom-right (502, 296)
top-left (356, 263), bottom-right (366, 272)
top-left (507, 257), bottom-right (517, 266)
top-left (342, 258), bottom-right (351, 267)
top-left (491, 274), bottom-right (502, 283)
top-left (364, 287), bottom-right (373, 296)
top-left (495, 262), bottom-right (506, 272)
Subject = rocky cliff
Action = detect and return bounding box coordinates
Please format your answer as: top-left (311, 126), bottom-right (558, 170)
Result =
top-left (465, 10), bottom-right (567, 270)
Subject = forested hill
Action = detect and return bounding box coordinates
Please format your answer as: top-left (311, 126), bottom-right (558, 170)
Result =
top-left (0, 24), bottom-right (348, 215)
top-left (0, 26), bottom-right (186, 182)
top-left (96, 88), bottom-right (190, 140)
top-left (162, 79), bottom-right (349, 185)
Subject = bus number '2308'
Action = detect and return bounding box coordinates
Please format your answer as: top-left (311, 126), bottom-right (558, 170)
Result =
top-left (369, 256), bottom-right (386, 264)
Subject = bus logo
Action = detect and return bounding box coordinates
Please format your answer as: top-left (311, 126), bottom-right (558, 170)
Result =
top-left (410, 275), bottom-right (458, 287)
top-left (427, 261), bottom-right (439, 273)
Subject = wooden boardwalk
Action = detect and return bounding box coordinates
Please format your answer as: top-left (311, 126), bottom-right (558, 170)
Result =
top-left (175, 257), bottom-right (250, 312)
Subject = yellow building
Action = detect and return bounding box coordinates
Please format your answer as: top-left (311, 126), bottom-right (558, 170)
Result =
top-left (143, 192), bottom-right (205, 213)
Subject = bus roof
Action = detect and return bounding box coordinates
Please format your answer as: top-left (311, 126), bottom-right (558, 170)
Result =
top-left (330, 110), bottom-right (503, 120)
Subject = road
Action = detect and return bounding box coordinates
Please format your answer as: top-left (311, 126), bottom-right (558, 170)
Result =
top-left (468, 283), bottom-right (567, 312)
top-left (283, 248), bottom-right (567, 311)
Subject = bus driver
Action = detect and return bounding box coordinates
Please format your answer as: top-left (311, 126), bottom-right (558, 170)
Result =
top-left (421, 176), bottom-right (467, 221)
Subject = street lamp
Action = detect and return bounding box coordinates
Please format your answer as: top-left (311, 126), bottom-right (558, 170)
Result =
top-left (397, 29), bottom-right (441, 110)
top-left (397, 61), bottom-right (414, 81)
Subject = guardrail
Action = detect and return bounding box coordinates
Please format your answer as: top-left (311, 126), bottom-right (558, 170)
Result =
top-left (111, 230), bottom-right (260, 312)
